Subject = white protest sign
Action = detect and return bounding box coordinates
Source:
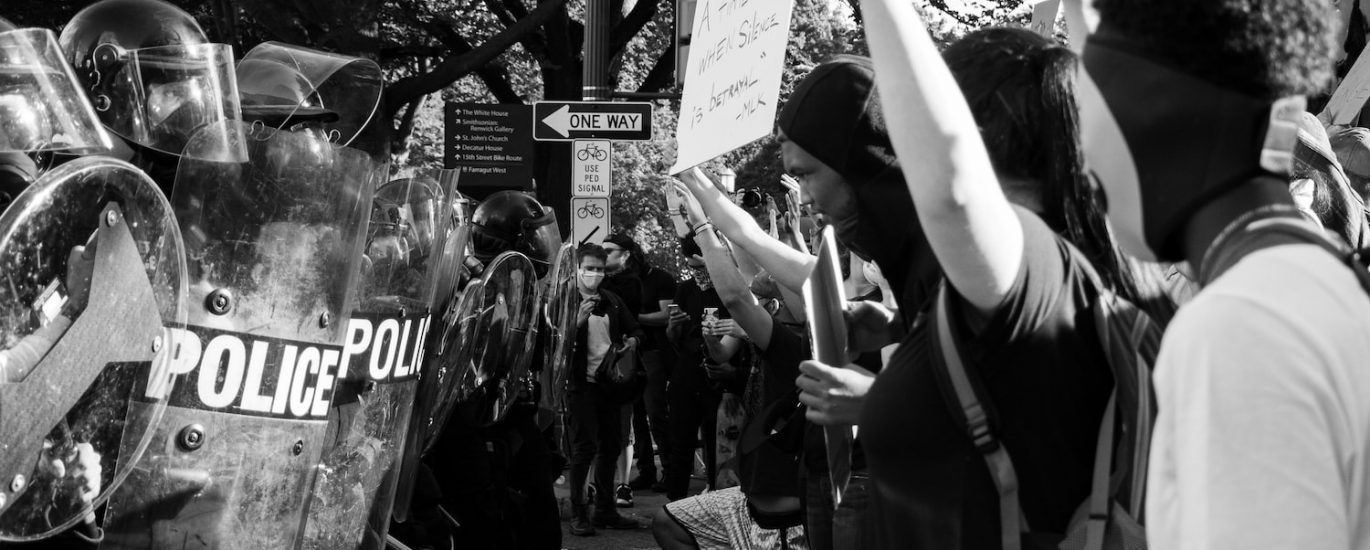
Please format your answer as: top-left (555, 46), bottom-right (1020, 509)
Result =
top-left (1323, 50), bottom-right (1370, 125)
top-left (572, 197), bottom-right (610, 245)
top-left (669, 0), bottom-right (794, 174)
top-left (572, 139), bottom-right (612, 197)
top-left (1029, 0), bottom-right (1060, 38)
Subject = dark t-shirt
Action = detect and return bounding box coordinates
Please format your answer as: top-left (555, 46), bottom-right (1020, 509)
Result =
top-left (859, 208), bottom-right (1116, 549)
top-left (670, 280), bottom-right (727, 392)
top-left (640, 266), bottom-right (677, 351)
top-left (740, 321), bottom-right (806, 498)
top-left (603, 270), bottom-right (643, 316)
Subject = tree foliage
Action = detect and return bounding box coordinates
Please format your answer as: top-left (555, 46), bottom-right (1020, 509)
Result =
top-left (5, 0), bottom-right (1033, 274)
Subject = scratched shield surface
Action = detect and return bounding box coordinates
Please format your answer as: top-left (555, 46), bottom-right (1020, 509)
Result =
top-left (390, 189), bottom-right (472, 522)
top-left (537, 243), bottom-right (578, 451)
top-left (101, 121), bottom-right (380, 550)
top-left (298, 174), bottom-right (454, 550)
top-left (0, 157), bottom-right (186, 541)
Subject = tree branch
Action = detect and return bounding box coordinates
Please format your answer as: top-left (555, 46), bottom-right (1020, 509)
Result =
top-left (608, 0), bottom-right (658, 56)
top-left (393, 97), bottom-right (422, 151)
top-left (383, 0), bottom-right (567, 116)
top-left (636, 41), bottom-right (676, 93)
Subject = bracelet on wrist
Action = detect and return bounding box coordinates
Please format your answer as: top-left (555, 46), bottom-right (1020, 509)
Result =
top-left (691, 222), bottom-right (715, 239)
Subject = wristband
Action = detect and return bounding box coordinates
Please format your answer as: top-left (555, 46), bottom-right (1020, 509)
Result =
top-left (690, 222), bottom-right (715, 239)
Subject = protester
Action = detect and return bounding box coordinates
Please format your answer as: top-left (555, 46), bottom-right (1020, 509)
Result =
top-left (664, 237), bottom-right (730, 501)
top-left (651, 183), bottom-right (807, 550)
top-left (600, 233), bottom-right (645, 508)
top-left (797, 13), bottom-right (1172, 546)
top-left (675, 50), bottom-right (949, 545)
top-left (1075, 0), bottom-right (1370, 547)
top-left (565, 243), bottom-right (644, 535)
top-left (612, 234), bottom-right (678, 495)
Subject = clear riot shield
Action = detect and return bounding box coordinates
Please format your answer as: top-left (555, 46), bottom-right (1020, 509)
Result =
top-left (0, 156), bottom-right (185, 540)
top-left (538, 243), bottom-right (578, 445)
top-left (298, 172), bottom-right (455, 550)
top-left (390, 191), bottom-right (471, 523)
top-left (237, 43), bottom-right (388, 161)
top-left (100, 120), bottom-right (380, 550)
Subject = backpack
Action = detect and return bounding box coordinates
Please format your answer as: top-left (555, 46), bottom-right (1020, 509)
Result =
top-left (930, 247), bottom-right (1163, 550)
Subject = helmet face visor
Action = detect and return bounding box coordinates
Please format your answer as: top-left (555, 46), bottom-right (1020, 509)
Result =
top-left (96, 43), bottom-right (242, 157)
top-left (0, 29), bottom-right (110, 154)
top-left (239, 42), bottom-right (385, 159)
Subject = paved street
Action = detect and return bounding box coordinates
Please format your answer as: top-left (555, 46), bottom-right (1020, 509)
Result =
top-left (553, 469), bottom-right (709, 550)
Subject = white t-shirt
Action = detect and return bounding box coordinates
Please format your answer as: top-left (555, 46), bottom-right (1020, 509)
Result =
top-left (585, 312), bottom-right (611, 382)
top-left (1147, 244), bottom-right (1370, 549)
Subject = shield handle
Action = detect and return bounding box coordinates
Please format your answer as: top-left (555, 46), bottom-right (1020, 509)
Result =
top-left (0, 203), bottom-right (163, 518)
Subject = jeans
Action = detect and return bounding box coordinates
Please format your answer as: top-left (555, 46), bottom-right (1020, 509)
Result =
top-left (566, 384), bottom-right (623, 512)
top-left (805, 472), bottom-right (874, 550)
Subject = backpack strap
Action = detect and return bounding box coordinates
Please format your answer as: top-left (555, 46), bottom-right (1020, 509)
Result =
top-left (1084, 392), bottom-right (1118, 550)
top-left (1203, 215), bottom-right (1370, 294)
top-left (933, 285), bottom-right (1027, 550)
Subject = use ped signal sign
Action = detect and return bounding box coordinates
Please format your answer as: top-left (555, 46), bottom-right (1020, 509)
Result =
top-left (534, 101), bottom-right (653, 141)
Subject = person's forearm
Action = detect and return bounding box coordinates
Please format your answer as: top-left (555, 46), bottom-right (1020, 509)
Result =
top-left (686, 176), bottom-right (815, 292)
top-left (705, 335), bottom-right (742, 363)
top-left (639, 310), bottom-right (668, 327)
top-left (695, 229), bottom-right (752, 307)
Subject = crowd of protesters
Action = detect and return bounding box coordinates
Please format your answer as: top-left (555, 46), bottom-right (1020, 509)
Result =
top-left (557, 0), bottom-right (1370, 549)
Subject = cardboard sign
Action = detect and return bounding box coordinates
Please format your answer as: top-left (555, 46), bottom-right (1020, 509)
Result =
top-left (1323, 50), bottom-right (1370, 125)
top-left (1029, 0), bottom-right (1060, 38)
top-left (669, 0), bottom-right (794, 174)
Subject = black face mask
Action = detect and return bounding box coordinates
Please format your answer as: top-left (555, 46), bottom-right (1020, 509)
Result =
top-left (1079, 28), bottom-right (1305, 262)
top-left (848, 164), bottom-right (941, 313)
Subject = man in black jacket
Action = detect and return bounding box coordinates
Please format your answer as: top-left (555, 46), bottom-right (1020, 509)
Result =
top-left (567, 243), bottom-right (645, 536)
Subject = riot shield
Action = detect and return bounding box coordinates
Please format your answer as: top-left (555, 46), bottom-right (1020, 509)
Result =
top-left (100, 120), bottom-right (380, 550)
top-left (237, 43), bottom-right (388, 161)
top-left (0, 156), bottom-right (185, 540)
top-left (298, 173), bottom-right (455, 550)
top-left (538, 243), bottom-right (578, 443)
top-left (390, 190), bottom-right (471, 522)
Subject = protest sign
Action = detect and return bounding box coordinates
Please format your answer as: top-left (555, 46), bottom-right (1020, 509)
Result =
top-left (669, 0), bottom-right (794, 174)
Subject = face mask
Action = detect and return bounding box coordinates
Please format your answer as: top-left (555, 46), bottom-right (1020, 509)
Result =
top-left (1079, 28), bottom-right (1304, 261)
top-left (579, 269), bottom-right (604, 290)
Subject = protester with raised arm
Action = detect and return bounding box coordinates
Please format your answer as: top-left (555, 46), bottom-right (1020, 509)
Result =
top-left (798, 4), bottom-right (1170, 547)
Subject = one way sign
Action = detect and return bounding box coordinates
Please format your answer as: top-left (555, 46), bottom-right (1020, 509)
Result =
top-left (533, 101), bottom-right (654, 142)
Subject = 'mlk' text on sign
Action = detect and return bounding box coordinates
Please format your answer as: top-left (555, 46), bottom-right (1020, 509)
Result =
top-left (533, 101), bottom-right (654, 141)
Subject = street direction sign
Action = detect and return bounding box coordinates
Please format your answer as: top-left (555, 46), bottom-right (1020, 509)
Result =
top-left (572, 197), bottom-right (610, 245)
top-left (534, 101), bottom-right (653, 141)
top-left (572, 140), bottom-right (612, 197)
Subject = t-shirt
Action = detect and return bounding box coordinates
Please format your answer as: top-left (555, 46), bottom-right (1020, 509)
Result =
top-left (1146, 245), bottom-right (1370, 550)
top-left (603, 271), bottom-right (643, 316)
top-left (858, 208), bottom-right (1117, 549)
top-left (738, 322), bottom-right (807, 498)
top-left (585, 312), bottom-right (611, 381)
top-left (640, 266), bottom-right (678, 351)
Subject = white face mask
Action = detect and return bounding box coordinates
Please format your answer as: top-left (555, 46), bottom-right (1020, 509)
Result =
top-left (579, 268), bottom-right (605, 291)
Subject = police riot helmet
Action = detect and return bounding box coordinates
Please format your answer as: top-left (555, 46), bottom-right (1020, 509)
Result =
top-left (0, 17), bottom-right (110, 155)
top-left (469, 191), bottom-right (561, 277)
top-left (60, 0), bottom-right (242, 157)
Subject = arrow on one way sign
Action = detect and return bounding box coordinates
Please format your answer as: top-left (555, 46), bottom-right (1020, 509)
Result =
top-left (533, 101), bottom-right (654, 141)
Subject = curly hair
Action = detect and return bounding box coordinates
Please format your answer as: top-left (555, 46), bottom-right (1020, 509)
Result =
top-left (1093, 0), bottom-right (1338, 99)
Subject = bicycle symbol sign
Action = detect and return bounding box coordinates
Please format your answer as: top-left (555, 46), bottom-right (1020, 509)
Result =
top-left (573, 139), bottom-right (612, 197)
top-left (572, 197), bottom-right (610, 246)
top-left (576, 202), bottom-right (606, 219)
